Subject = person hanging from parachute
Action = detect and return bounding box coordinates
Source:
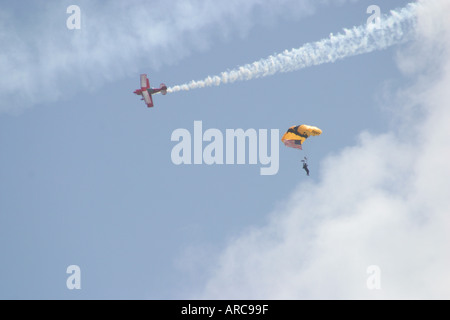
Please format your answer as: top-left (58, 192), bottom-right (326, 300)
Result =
top-left (281, 124), bottom-right (322, 176)
top-left (301, 157), bottom-right (309, 176)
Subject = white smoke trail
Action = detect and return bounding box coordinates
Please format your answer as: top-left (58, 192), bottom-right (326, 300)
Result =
top-left (168, 3), bottom-right (419, 93)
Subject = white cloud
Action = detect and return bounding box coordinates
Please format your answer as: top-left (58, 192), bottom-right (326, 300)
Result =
top-left (0, 0), bottom-right (356, 114)
top-left (195, 0), bottom-right (450, 299)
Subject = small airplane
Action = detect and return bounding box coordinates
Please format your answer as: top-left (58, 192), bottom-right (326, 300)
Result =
top-left (133, 74), bottom-right (167, 108)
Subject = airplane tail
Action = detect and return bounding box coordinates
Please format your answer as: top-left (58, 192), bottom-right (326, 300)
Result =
top-left (160, 83), bottom-right (167, 95)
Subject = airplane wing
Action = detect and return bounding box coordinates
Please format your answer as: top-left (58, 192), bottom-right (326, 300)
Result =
top-left (140, 74), bottom-right (149, 90)
top-left (141, 90), bottom-right (153, 107)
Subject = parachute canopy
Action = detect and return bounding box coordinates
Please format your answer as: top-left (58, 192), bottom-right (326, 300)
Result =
top-left (281, 124), bottom-right (322, 150)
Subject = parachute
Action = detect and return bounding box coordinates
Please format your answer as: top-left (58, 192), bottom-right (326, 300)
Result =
top-left (281, 124), bottom-right (322, 150)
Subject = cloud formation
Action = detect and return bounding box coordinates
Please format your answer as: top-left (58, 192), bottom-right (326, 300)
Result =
top-left (0, 0), bottom-right (355, 114)
top-left (196, 0), bottom-right (450, 299)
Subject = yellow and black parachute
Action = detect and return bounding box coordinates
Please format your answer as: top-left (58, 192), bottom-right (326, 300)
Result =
top-left (281, 124), bottom-right (322, 150)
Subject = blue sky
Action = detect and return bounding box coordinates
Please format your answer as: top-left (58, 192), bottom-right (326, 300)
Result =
top-left (1, 0), bottom-right (449, 299)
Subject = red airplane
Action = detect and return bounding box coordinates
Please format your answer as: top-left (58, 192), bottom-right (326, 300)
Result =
top-left (133, 74), bottom-right (167, 108)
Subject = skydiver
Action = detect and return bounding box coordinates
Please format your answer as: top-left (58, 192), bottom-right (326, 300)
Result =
top-left (301, 157), bottom-right (310, 176)
top-left (302, 162), bottom-right (310, 176)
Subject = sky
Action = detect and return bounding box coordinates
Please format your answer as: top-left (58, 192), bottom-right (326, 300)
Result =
top-left (0, 0), bottom-right (449, 299)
